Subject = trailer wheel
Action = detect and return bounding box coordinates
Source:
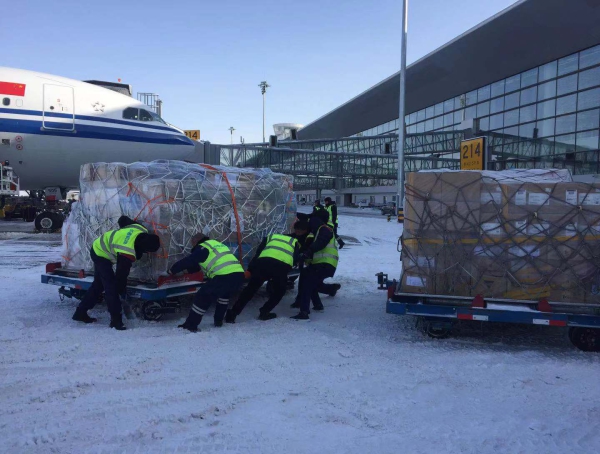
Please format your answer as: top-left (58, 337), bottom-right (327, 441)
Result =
top-left (422, 320), bottom-right (452, 339)
top-left (569, 327), bottom-right (600, 352)
top-left (425, 323), bottom-right (452, 339)
top-left (142, 301), bottom-right (164, 321)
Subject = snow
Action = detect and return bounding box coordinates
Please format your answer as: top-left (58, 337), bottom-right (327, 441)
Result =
top-left (1, 215), bottom-right (600, 453)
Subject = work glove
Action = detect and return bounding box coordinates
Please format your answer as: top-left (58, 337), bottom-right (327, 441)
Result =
top-left (298, 252), bottom-right (310, 262)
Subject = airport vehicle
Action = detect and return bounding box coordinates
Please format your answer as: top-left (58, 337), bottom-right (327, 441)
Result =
top-left (0, 67), bottom-right (198, 230)
top-left (380, 203), bottom-right (396, 216)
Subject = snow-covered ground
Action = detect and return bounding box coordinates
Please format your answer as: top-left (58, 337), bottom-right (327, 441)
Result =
top-left (1, 215), bottom-right (600, 453)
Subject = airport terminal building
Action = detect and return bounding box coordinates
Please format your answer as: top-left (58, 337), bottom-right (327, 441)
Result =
top-left (292, 0), bottom-right (600, 205)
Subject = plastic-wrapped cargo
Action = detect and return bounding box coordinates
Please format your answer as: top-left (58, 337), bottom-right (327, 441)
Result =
top-left (401, 169), bottom-right (600, 305)
top-left (61, 160), bottom-right (297, 282)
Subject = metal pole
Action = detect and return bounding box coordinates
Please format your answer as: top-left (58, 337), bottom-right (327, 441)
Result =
top-left (397, 0), bottom-right (408, 212)
top-left (259, 81), bottom-right (270, 144)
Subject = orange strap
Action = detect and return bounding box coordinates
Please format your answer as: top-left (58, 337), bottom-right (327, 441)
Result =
top-left (200, 164), bottom-right (244, 267)
top-left (122, 165), bottom-right (244, 266)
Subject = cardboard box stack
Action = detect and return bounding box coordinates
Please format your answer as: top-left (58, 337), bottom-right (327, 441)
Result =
top-left (62, 160), bottom-right (296, 282)
top-left (401, 169), bottom-right (600, 305)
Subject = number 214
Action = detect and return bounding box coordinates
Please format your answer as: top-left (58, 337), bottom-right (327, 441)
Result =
top-left (462, 143), bottom-right (481, 159)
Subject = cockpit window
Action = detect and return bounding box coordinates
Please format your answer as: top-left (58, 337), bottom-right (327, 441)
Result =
top-left (123, 107), bottom-right (139, 120)
top-left (122, 106), bottom-right (166, 124)
top-left (2, 98), bottom-right (10, 106)
top-left (149, 110), bottom-right (167, 125)
top-left (139, 109), bottom-right (154, 121)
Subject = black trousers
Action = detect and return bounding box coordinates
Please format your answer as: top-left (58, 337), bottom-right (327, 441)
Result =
top-left (186, 272), bottom-right (245, 326)
top-left (294, 267), bottom-right (337, 305)
top-left (230, 259), bottom-right (290, 316)
top-left (78, 255), bottom-right (122, 318)
top-left (333, 224), bottom-right (339, 239)
top-left (298, 264), bottom-right (335, 314)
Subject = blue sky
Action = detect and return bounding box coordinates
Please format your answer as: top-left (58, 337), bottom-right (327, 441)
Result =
top-left (3, 0), bottom-right (518, 144)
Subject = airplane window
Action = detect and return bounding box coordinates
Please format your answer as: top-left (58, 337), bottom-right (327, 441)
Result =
top-left (149, 110), bottom-right (167, 124)
top-left (123, 107), bottom-right (139, 120)
top-left (139, 109), bottom-right (154, 122)
top-left (3, 98), bottom-right (10, 106)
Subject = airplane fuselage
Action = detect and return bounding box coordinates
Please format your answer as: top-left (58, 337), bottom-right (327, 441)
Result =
top-left (0, 67), bottom-right (196, 190)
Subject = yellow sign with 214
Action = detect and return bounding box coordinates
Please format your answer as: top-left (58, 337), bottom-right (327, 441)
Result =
top-left (460, 137), bottom-right (485, 170)
top-left (184, 130), bottom-right (201, 141)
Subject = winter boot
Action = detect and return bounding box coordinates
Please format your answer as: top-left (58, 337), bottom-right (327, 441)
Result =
top-left (72, 309), bottom-right (97, 324)
top-left (178, 321), bottom-right (199, 332)
top-left (258, 311), bottom-right (277, 321)
top-left (109, 315), bottom-right (127, 331)
top-left (179, 305), bottom-right (204, 332)
top-left (312, 304), bottom-right (324, 312)
top-left (328, 284), bottom-right (342, 297)
top-left (225, 312), bottom-right (237, 324)
top-left (337, 238), bottom-right (345, 249)
top-left (291, 311), bottom-right (310, 321)
top-left (214, 299), bottom-right (229, 327)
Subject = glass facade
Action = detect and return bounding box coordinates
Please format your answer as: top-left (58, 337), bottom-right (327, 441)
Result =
top-left (351, 44), bottom-right (600, 159)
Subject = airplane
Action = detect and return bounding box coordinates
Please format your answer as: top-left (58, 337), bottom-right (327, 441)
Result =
top-left (0, 66), bottom-right (200, 228)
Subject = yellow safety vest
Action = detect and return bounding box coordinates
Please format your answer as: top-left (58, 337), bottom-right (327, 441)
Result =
top-left (259, 234), bottom-right (298, 266)
top-left (311, 225), bottom-right (338, 269)
top-left (93, 224), bottom-right (148, 263)
top-left (325, 205), bottom-right (338, 225)
top-left (199, 239), bottom-right (244, 278)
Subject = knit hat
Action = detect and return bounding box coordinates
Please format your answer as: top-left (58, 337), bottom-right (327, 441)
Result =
top-left (136, 233), bottom-right (160, 253)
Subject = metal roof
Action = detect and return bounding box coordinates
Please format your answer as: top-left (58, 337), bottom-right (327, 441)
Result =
top-left (298, 0), bottom-right (600, 140)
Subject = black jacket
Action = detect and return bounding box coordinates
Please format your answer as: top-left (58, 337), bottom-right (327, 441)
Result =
top-left (312, 204), bottom-right (326, 217)
top-left (169, 239), bottom-right (211, 275)
top-left (307, 217), bottom-right (334, 255)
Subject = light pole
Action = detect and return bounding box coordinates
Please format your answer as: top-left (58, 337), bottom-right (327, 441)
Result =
top-left (258, 81), bottom-right (270, 143)
top-left (228, 126), bottom-right (236, 144)
top-left (397, 0), bottom-right (409, 213)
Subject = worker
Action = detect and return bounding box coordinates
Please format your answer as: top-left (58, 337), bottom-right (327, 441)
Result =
top-left (291, 215), bottom-right (339, 320)
top-left (324, 196), bottom-right (345, 249)
top-left (72, 216), bottom-right (160, 330)
top-left (226, 221), bottom-right (308, 323)
top-left (290, 213), bottom-right (341, 310)
top-left (169, 233), bottom-right (245, 332)
top-left (312, 199), bottom-right (327, 218)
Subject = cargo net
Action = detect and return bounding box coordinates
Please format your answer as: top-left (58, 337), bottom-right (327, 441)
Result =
top-left (401, 169), bottom-right (600, 306)
top-left (62, 160), bottom-right (296, 282)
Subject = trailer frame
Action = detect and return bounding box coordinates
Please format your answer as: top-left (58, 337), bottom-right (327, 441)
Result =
top-left (378, 274), bottom-right (600, 351)
top-left (42, 262), bottom-right (300, 321)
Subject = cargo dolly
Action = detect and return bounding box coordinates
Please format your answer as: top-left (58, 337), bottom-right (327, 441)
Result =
top-left (376, 273), bottom-right (600, 352)
top-left (42, 262), bottom-right (300, 321)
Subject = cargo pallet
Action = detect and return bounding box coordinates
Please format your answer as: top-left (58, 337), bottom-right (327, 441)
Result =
top-left (42, 262), bottom-right (299, 321)
top-left (376, 273), bottom-right (600, 352)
